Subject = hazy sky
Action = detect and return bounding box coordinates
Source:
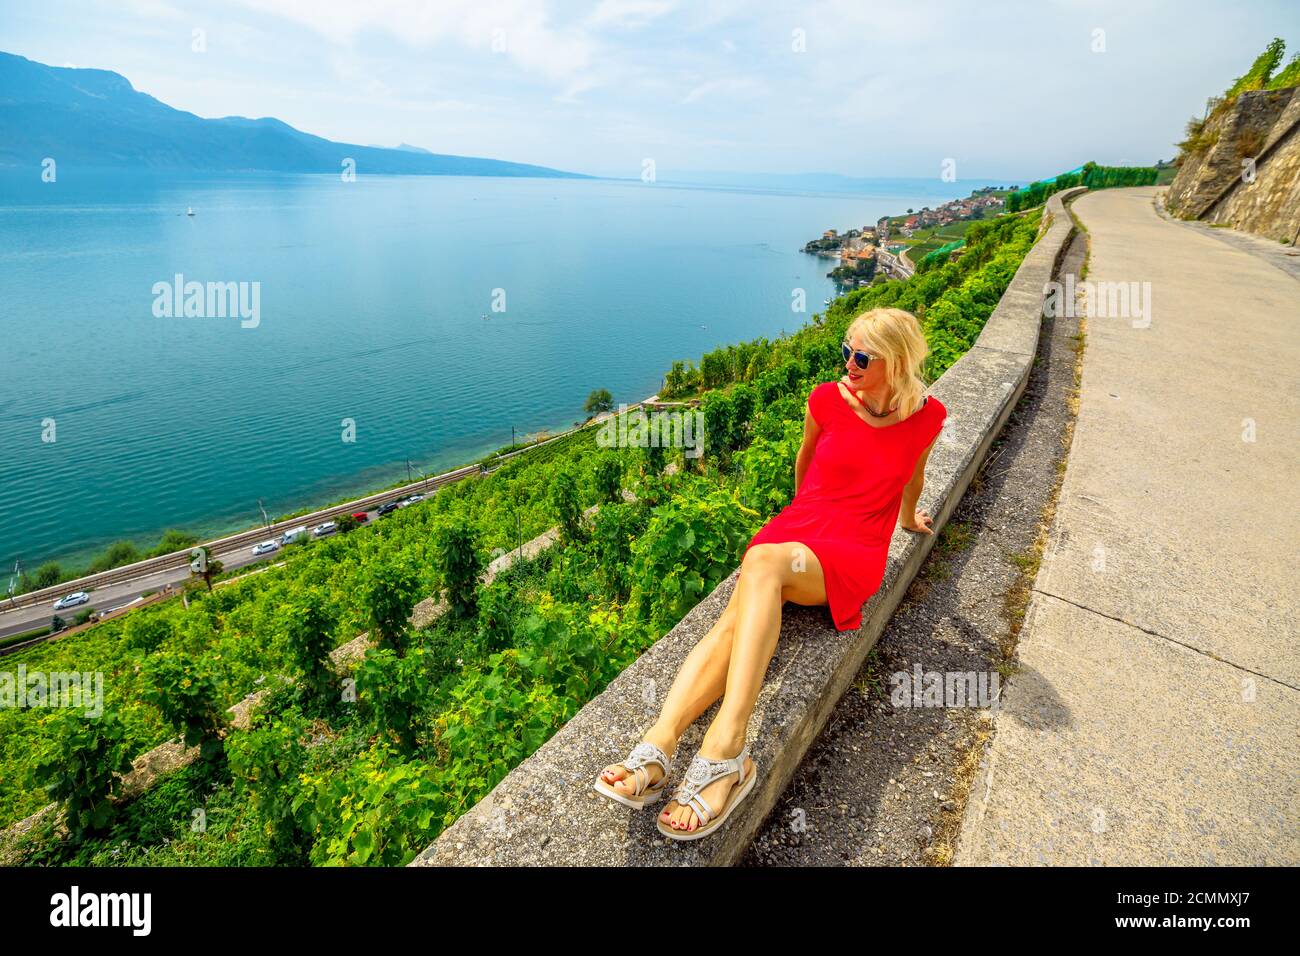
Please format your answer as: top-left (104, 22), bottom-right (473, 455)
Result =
top-left (5, 0), bottom-right (1299, 180)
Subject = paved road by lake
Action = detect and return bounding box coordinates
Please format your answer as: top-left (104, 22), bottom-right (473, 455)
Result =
top-left (958, 186), bottom-right (1300, 865)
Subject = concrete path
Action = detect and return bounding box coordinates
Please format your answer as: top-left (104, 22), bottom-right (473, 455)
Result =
top-left (957, 187), bottom-right (1300, 865)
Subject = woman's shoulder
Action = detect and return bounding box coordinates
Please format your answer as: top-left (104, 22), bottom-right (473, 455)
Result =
top-left (921, 394), bottom-right (947, 442)
top-left (903, 393), bottom-right (942, 421)
top-left (809, 379), bottom-right (845, 407)
top-left (808, 380), bottom-right (839, 425)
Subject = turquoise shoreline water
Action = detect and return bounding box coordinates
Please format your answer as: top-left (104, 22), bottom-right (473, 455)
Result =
top-left (0, 170), bottom-right (973, 568)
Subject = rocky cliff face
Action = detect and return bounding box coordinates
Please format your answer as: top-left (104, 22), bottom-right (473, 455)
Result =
top-left (1165, 86), bottom-right (1300, 243)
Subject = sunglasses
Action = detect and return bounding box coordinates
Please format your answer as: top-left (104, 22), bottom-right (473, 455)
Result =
top-left (842, 341), bottom-right (876, 370)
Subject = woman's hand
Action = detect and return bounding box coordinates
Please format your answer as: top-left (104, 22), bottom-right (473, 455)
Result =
top-left (901, 508), bottom-right (934, 534)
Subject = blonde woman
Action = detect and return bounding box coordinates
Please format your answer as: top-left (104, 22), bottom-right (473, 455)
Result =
top-left (595, 307), bottom-right (947, 841)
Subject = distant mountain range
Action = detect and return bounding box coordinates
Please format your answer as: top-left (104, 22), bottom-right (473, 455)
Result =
top-left (0, 51), bottom-right (587, 178)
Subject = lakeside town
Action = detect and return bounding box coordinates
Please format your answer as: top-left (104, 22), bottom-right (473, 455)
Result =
top-left (803, 185), bottom-right (1017, 287)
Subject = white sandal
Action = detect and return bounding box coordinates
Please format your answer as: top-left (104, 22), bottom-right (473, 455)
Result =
top-left (594, 741), bottom-right (673, 809)
top-left (657, 745), bottom-right (757, 841)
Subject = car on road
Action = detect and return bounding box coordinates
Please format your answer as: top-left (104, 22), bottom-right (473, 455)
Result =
top-left (251, 540), bottom-right (280, 556)
top-left (402, 493), bottom-right (424, 507)
top-left (377, 501), bottom-right (401, 516)
top-left (311, 521), bottom-right (337, 538)
top-left (53, 591), bottom-right (90, 610)
top-left (351, 512), bottom-right (369, 523)
top-left (280, 525), bottom-right (309, 545)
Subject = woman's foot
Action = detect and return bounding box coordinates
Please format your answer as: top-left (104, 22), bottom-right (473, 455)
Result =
top-left (598, 727), bottom-right (678, 798)
top-left (659, 742), bottom-right (754, 833)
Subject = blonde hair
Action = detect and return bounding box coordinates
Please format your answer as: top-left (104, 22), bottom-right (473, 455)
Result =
top-left (844, 307), bottom-right (929, 419)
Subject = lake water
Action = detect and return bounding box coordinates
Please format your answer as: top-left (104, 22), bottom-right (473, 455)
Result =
top-left (0, 170), bottom-right (971, 567)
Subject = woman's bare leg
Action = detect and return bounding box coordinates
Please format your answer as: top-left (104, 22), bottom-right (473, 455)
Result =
top-left (599, 579), bottom-right (745, 796)
top-left (661, 541), bottom-right (827, 832)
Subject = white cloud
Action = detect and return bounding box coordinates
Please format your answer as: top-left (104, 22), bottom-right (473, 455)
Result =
top-left (233, 0), bottom-right (598, 88)
top-left (16, 0), bottom-right (1297, 177)
top-left (682, 75), bottom-right (765, 104)
top-left (585, 0), bottom-right (677, 30)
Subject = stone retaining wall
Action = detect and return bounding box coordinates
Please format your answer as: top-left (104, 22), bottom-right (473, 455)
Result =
top-left (411, 187), bottom-right (1088, 867)
top-left (1166, 85), bottom-right (1300, 243)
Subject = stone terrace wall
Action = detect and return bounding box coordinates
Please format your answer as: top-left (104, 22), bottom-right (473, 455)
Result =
top-left (1166, 86), bottom-right (1300, 243)
top-left (1206, 86), bottom-right (1300, 242)
top-left (411, 187), bottom-right (1088, 867)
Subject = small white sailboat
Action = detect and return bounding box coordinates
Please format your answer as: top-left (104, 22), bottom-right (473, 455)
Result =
top-left (186, 206), bottom-right (195, 217)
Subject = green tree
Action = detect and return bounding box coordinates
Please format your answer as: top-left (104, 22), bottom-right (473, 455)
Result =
top-left (475, 579), bottom-right (516, 654)
top-left (549, 465), bottom-right (583, 544)
top-left (298, 742), bottom-right (446, 867)
top-left (1268, 50), bottom-right (1300, 90)
top-left (31, 562), bottom-right (63, 591)
top-left (150, 529), bottom-right (199, 557)
top-left (591, 501), bottom-right (648, 600)
top-left (433, 515), bottom-right (483, 619)
top-left (736, 419), bottom-right (803, 516)
top-left (700, 389), bottom-right (738, 458)
top-left (336, 513), bottom-right (360, 534)
top-left (227, 709), bottom-right (311, 861)
top-left (584, 388), bottom-right (614, 415)
top-left (664, 360), bottom-right (687, 397)
top-left (30, 710), bottom-right (136, 841)
top-left (141, 652), bottom-right (226, 765)
top-left (281, 587), bottom-right (338, 715)
top-left (1226, 37), bottom-right (1286, 97)
top-left (593, 452), bottom-right (624, 504)
top-left (642, 440), bottom-right (667, 478)
top-left (630, 488), bottom-right (760, 629)
top-left (188, 546), bottom-right (223, 592)
top-left (359, 559), bottom-right (422, 655)
top-left (355, 646), bottom-right (435, 755)
top-left (122, 611), bottom-right (174, 655)
top-left (700, 350), bottom-right (727, 389)
top-left (87, 540), bottom-right (142, 574)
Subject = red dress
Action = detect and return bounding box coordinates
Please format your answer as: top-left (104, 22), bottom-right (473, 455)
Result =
top-left (740, 380), bottom-right (947, 631)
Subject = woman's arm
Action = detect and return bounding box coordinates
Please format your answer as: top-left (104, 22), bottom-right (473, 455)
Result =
top-left (900, 434), bottom-right (940, 533)
top-left (794, 405), bottom-right (821, 495)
